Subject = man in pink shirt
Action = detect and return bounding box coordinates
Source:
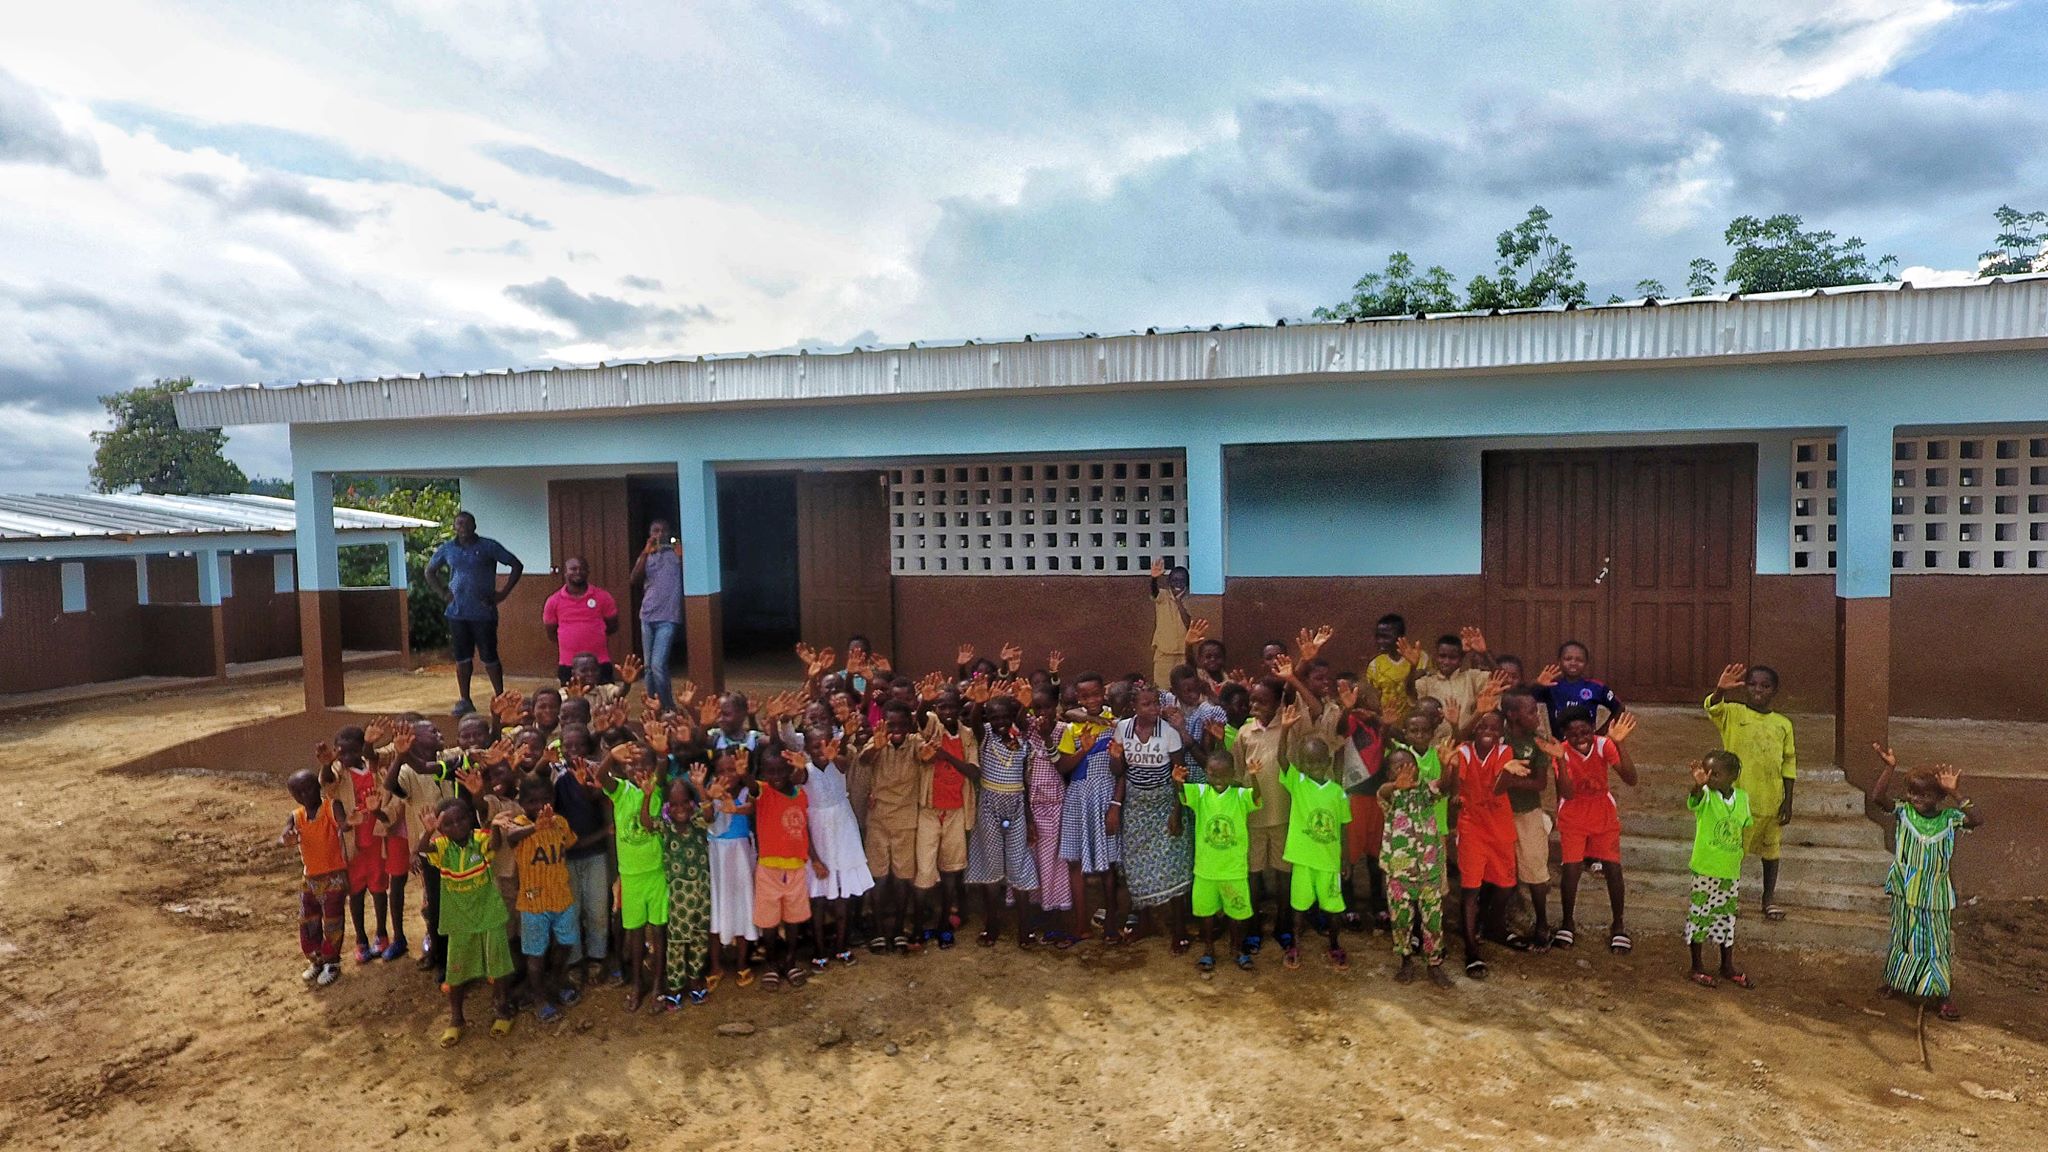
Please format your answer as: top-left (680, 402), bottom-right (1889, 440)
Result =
top-left (542, 556), bottom-right (619, 683)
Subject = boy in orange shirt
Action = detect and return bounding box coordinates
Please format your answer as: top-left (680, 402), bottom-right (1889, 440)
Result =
top-left (280, 769), bottom-right (351, 988)
top-left (751, 745), bottom-right (828, 989)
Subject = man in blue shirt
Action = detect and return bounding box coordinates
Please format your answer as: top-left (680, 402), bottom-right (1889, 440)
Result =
top-left (425, 510), bottom-right (524, 715)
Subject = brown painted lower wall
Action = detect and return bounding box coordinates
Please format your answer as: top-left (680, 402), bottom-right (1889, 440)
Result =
top-left (224, 554), bottom-right (300, 664)
top-left (1891, 575), bottom-right (2048, 720)
top-left (136, 605), bottom-right (223, 678)
top-left (0, 559), bottom-right (149, 694)
top-left (338, 588), bottom-right (408, 655)
top-left (492, 580), bottom-right (560, 678)
top-left (1750, 575), bottom-right (1838, 712)
top-left (892, 576), bottom-right (1164, 681)
top-left (1223, 576), bottom-right (1487, 678)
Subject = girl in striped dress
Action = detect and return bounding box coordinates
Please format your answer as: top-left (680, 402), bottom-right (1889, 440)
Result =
top-left (960, 698), bottom-right (1038, 946)
top-left (1055, 673), bottom-right (1122, 945)
top-left (1025, 687), bottom-right (1075, 946)
top-left (1867, 744), bottom-right (1981, 1020)
top-left (1112, 687), bottom-right (1192, 949)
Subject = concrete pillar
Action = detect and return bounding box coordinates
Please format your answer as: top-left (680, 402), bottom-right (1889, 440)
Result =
top-left (194, 547), bottom-right (229, 680)
top-left (385, 536), bottom-right (409, 589)
top-left (677, 458), bottom-right (724, 691)
top-left (1181, 439), bottom-right (1228, 644)
top-left (134, 555), bottom-right (151, 605)
top-left (1833, 421), bottom-right (1892, 775)
top-left (294, 468), bottom-right (345, 710)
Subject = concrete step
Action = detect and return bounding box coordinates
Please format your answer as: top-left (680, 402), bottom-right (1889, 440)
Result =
top-left (1622, 892), bottom-right (1888, 955)
top-left (1628, 809), bottom-right (1883, 850)
top-left (1621, 774), bottom-right (1865, 819)
top-left (1622, 832), bottom-right (1890, 875)
top-left (1626, 861), bottom-right (1888, 915)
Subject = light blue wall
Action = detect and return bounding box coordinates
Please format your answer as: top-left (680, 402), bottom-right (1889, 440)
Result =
top-left (457, 469), bottom-right (553, 572)
top-left (287, 349), bottom-right (2048, 600)
top-left (1222, 430), bottom-right (1812, 578)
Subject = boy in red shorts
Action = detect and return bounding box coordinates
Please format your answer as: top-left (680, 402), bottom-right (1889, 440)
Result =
top-left (1553, 708), bottom-right (1639, 954)
top-left (317, 726), bottom-right (394, 964)
top-left (752, 746), bottom-right (825, 989)
top-left (1449, 711), bottom-right (1523, 980)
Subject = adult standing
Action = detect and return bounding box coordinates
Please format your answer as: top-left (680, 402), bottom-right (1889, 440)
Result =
top-left (543, 556), bottom-right (619, 682)
top-left (425, 510), bottom-right (523, 716)
top-left (629, 519), bottom-right (684, 711)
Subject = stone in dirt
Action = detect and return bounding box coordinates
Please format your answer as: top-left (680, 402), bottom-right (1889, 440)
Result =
top-left (816, 1022), bottom-right (846, 1048)
top-left (1959, 1081), bottom-right (2017, 1102)
top-left (716, 1022), bottom-right (756, 1037)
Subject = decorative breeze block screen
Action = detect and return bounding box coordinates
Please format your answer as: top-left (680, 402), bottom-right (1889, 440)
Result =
top-left (888, 456), bottom-right (1187, 575)
top-left (1791, 432), bottom-right (2048, 573)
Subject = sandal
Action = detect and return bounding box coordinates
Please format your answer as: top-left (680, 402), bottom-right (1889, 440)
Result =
top-left (1939, 999), bottom-right (1962, 1022)
top-left (1726, 972), bottom-right (1756, 990)
top-left (1764, 904), bottom-right (1786, 922)
top-left (1044, 930), bottom-right (1079, 950)
top-left (1608, 932), bottom-right (1632, 955)
top-left (1197, 954), bottom-right (1216, 972)
top-left (1501, 932), bottom-right (1532, 953)
top-left (1276, 931), bottom-right (1295, 951)
top-left (1342, 911), bottom-right (1365, 932)
top-left (978, 929), bottom-right (999, 948)
top-left (1235, 952), bottom-right (1254, 971)
top-left (1171, 936), bottom-right (1192, 955)
top-left (1283, 946), bottom-right (1301, 971)
top-left (835, 950), bottom-right (857, 966)
top-left (537, 1002), bottom-right (562, 1024)
top-left (1551, 928), bottom-right (1576, 949)
top-left (704, 973), bottom-right (721, 992)
top-left (1464, 957), bottom-right (1489, 980)
top-left (761, 968), bottom-right (782, 990)
top-left (1689, 970), bottom-right (1718, 988)
top-left (658, 994), bottom-right (682, 1012)
top-left (490, 1017), bottom-right (513, 1038)
top-left (1373, 911), bottom-right (1393, 934)
top-left (905, 936), bottom-right (925, 956)
top-left (1244, 933), bottom-right (1263, 955)
top-left (1019, 932), bottom-right (1040, 950)
top-left (687, 988), bottom-right (709, 1006)
top-left (786, 966), bottom-right (809, 989)
top-left (1329, 947), bottom-right (1349, 972)
top-left (936, 929), bottom-right (956, 950)
top-left (868, 937), bottom-right (889, 955)
top-left (811, 956), bottom-right (829, 972)
top-left (438, 1026), bottom-right (462, 1048)
top-left (736, 967), bottom-right (756, 987)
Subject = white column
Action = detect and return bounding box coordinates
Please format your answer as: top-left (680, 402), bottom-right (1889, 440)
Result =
top-left (1181, 440), bottom-right (1227, 595)
top-left (677, 457), bottom-right (722, 595)
top-left (385, 535), bottom-right (408, 590)
top-left (1836, 421), bottom-right (1894, 599)
top-left (196, 548), bottom-right (224, 606)
top-left (134, 555), bottom-right (151, 605)
top-left (294, 466), bottom-right (340, 592)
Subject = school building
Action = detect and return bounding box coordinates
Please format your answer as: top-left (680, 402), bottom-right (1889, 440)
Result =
top-left (174, 276), bottom-right (2048, 772)
top-left (0, 492), bottom-right (425, 701)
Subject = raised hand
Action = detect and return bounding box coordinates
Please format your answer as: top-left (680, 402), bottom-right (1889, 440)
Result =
top-left (697, 695), bottom-right (720, 727)
top-left (481, 737), bottom-right (515, 768)
top-left (1226, 667), bottom-right (1248, 685)
top-left (313, 741), bottom-right (337, 767)
top-left (1689, 759), bottom-right (1709, 787)
top-left (916, 742), bottom-right (938, 764)
top-left (1459, 625), bottom-right (1488, 654)
top-left (1276, 703), bottom-right (1302, 730)
top-left (686, 763), bottom-right (708, 789)
top-left (1293, 626), bottom-right (1317, 660)
top-left (1337, 682), bottom-right (1360, 711)
top-left (608, 742), bottom-right (640, 767)
top-left (794, 642), bottom-right (817, 669)
top-left (676, 680), bottom-right (699, 709)
top-left (1247, 756), bottom-right (1269, 778)
top-left (916, 673), bottom-right (947, 702)
top-left (1536, 663), bottom-right (1563, 688)
top-left (1608, 713), bottom-right (1637, 743)
top-left (1393, 760), bottom-right (1418, 790)
top-left (1475, 669), bottom-right (1512, 714)
top-left (564, 681), bottom-right (589, 699)
top-left (1204, 719), bottom-right (1227, 744)
top-left (1935, 764), bottom-right (1961, 792)
top-left (456, 763), bottom-right (486, 796)
top-left (1533, 734), bottom-right (1567, 760)
top-left (390, 729), bottom-right (415, 759)
top-left (1184, 618), bottom-right (1211, 647)
top-left (1271, 655), bottom-right (1295, 680)
top-left (1503, 758), bottom-right (1531, 778)
top-left (1046, 649), bottom-right (1065, 674)
top-left (1000, 642), bottom-right (1023, 670)
top-left (1871, 742), bottom-right (1898, 770)
top-left (492, 691), bottom-right (527, 724)
top-left (871, 655), bottom-right (894, 678)
top-left (668, 718), bottom-right (697, 748)
top-left (1149, 557), bottom-right (1165, 580)
top-left (1107, 740), bottom-right (1126, 763)
top-left (731, 746), bottom-right (751, 775)
top-left (645, 726), bottom-right (670, 756)
top-left (363, 716), bottom-right (395, 749)
top-left (1171, 763), bottom-right (1188, 785)
top-left (1011, 679), bottom-right (1033, 705)
top-left (819, 736), bottom-right (843, 765)
top-left (962, 675), bottom-right (990, 704)
top-left (1441, 700), bottom-right (1462, 729)
top-left (811, 647), bottom-right (837, 677)
top-left (618, 654), bottom-right (644, 685)
top-left (641, 694), bottom-right (663, 722)
top-left (956, 643), bottom-right (976, 668)
top-left (1715, 663), bottom-right (1748, 693)
top-left (1396, 636), bottom-right (1427, 667)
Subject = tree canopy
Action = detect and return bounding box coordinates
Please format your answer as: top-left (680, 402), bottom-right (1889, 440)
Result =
top-left (1312, 251), bottom-right (1460, 319)
top-left (1464, 205), bottom-right (1587, 310)
top-left (1980, 204), bottom-right (2048, 277)
top-left (90, 376), bottom-right (248, 495)
top-left (1719, 214), bottom-right (1896, 294)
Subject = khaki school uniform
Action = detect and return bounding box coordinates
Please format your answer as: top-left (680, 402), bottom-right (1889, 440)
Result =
top-left (1152, 588), bottom-right (1188, 687)
top-left (862, 736), bottom-right (925, 882)
top-left (1234, 716), bottom-right (1293, 873)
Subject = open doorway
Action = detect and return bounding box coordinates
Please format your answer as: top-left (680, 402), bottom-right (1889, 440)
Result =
top-left (627, 474), bottom-right (683, 673)
top-left (718, 473), bottom-right (801, 662)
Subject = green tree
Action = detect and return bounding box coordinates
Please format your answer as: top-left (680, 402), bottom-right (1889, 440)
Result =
top-left (1635, 278), bottom-right (1668, 299)
top-left (1685, 257), bottom-right (1719, 296)
top-left (1979, 204), bottom-right (2047, 277)
top-left (90, 376), bottom-right (248, 495)
top-left (1314, 251), bottom-right (1460, 319)
top-left (1720, 214), bottom-right (1896, 294)
top-left (333, 478), bottom-right (460, 651)
top-left (1464, 205), bottom-right (1588, 310)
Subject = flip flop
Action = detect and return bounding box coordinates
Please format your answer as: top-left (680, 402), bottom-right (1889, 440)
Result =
top-left (1329, 947), bottom-right (1349, 972)
top-left (1235, 953), bottom-right (1254, 971)
top-left (1764, 905), bottom-right (1786, 922)
top-left (1500, 932), bottom-right (1532, 952)
top-left (936, 929), bottom-right (956, 950)
top-left (736, 967), bottom-right (756, 987)
top-left (1283, 946), bottom-right (1301, 971)
top-left (978, 930), bottom-right (999, 948)
top-left (438, 1026), bottom-right (462, 1048)
top-left (537, 1002), bottom-right (562, 1024)
top-left (1726, 972), bottom-right (1757, 990)
top-left (868, 937), bottom-right (889, 955)
top-left (1465, 957), bottom-right (1489, 980)
top-left (1608, 933), bottom-right (1633, 954)
top-left (835, 950), bottom-right (857, 966)
top-left (812, 956), bottom-right (829, 972)
top-left (1939, 999), bottom-right (1962, 1021)
top-left (1171, 936), bottom-right (1192, 955)
top-left (1044, 930), bottom-right (1079, 950)
top-left (1197, 954), bottom-right (1215, 972)
top-left (1244, 933), bottom-right (1264, 955)
top-left (704, 973), bottom-right (721, 992)
top-left (1690, 971), bottom-right (1718, 988)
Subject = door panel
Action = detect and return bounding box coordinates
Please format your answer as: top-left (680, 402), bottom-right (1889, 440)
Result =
top-left (547, 477), bottom-right (633, 646)
top-left (1484, 450), bottom-right (1609, 669)
top-left (797, 472), bottom-right (894, 654)
top-left (1484, 444), bottom-right (1754, 704)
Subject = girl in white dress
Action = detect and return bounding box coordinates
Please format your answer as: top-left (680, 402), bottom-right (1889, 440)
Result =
top-left (706, 752), bottom-right (759, 987)
top-left (800, 726), bottom-right (875, 966)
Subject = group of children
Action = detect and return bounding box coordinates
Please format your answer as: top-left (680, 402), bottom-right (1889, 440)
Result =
top-left (280, 562), bottom-right (1983, 1040)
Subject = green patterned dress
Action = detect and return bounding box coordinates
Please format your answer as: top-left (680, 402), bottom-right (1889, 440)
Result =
top-left (663, 802), bottom-right (715, 989)
top-left (1884, 803), bottom-right (1967, 999)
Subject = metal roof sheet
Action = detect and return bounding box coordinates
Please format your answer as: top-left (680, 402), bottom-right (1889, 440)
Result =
top-left (0, 493), bottom-right (433, 543)
top-left (173, 274), bottom-right (2048, 429)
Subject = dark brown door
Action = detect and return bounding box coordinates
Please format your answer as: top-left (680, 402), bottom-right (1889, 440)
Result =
top-left (548, 476), bottom-right (633, 624)
top-left (796, 471), bottom-right (894, 653)
top-left (1605, 446), bottom-right (1755, 701)
top-left (1483, 445), bottom-right (1754, 704)
top-left (1484, 449), bottom-right (1610, 671)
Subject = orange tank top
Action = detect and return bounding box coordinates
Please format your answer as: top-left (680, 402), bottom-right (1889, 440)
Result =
top-left (296, 801), bottom-right (347, 876)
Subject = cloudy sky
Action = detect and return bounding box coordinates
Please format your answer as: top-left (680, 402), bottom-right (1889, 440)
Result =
top-left (1, 0), bottom-right (2043, 489)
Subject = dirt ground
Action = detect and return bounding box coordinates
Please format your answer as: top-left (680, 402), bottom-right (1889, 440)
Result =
top-left (2, 669), bottom-right (2044, 1152)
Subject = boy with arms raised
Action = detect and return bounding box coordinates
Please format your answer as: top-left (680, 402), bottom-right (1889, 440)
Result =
top-left (1707, 663), bottom-right (1796, 921)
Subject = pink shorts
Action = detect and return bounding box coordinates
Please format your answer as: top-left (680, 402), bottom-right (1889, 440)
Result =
top-left (753, 863), bottom-right (812, 929)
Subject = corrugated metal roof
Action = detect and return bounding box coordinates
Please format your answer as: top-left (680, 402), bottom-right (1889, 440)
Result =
top-left (0, 493), bottom-right (433, 542)
top-left (174, 274), bottom-right (2048, 429)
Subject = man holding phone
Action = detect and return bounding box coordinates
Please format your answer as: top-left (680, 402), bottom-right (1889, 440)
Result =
top-left (630, 518), bottom-right (684, 710)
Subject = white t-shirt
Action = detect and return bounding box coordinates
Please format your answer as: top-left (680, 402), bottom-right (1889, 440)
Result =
top-left (1114, 716), bottom-right (1184, 790)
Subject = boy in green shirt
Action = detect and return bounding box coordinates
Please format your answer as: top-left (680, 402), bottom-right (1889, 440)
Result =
top-left (1176, 749), bottom-right (1260, 972)
top-left (1280, 735), bottom-right (1353, 971)
top-left (1685, 750), bottom-right (1754, 990)
top-left (595, 742), bottom-right (667, 1013)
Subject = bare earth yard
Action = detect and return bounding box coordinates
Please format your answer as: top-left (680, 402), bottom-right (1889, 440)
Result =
top-left (1, 669), bottom-right (2043, 1151)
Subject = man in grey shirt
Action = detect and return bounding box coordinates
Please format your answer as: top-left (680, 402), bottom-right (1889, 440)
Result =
top-left (424, 510), bottom-right (524, 716)
top-left (629, 518), bottom-right (684, 710)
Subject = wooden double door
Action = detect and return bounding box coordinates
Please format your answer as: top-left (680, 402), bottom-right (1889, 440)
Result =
top-left (1483, 444), bottom-right (1755, 703)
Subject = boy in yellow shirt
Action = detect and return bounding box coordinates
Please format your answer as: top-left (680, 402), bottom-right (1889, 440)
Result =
top-left (1147, 558), bottom-right (1191, 689)
top-left (1706, 663), bottom-right (1796, 920)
